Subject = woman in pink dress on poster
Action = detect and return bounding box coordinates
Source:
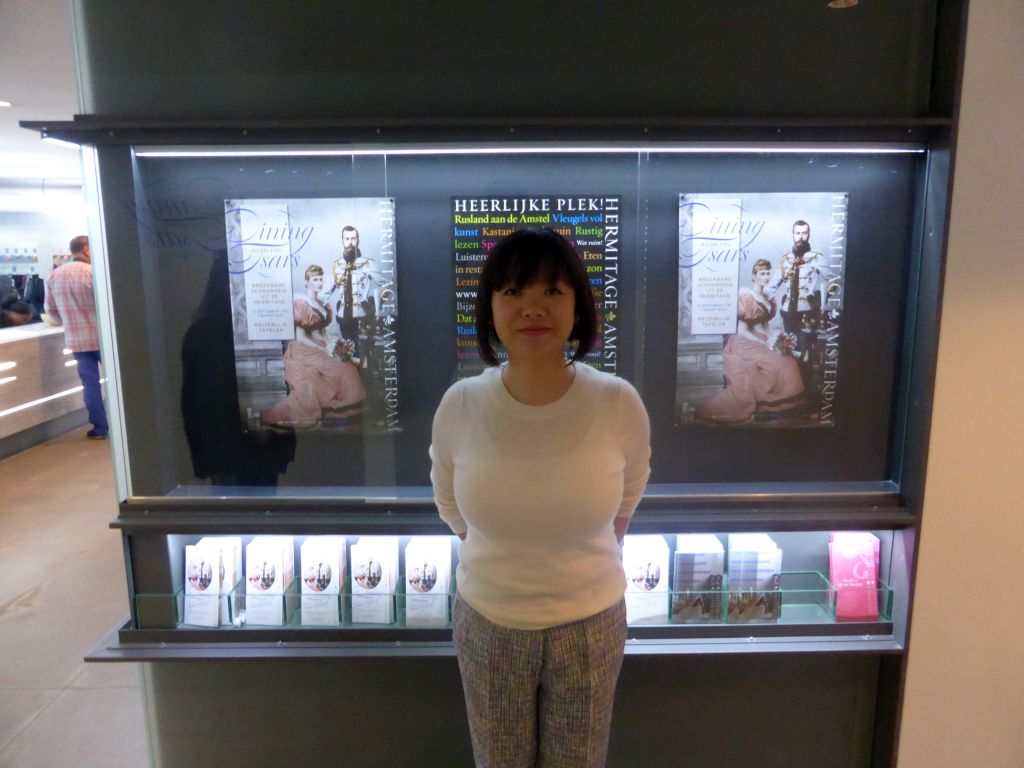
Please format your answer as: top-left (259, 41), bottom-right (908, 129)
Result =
top-left (261, 264), bottom-right (366, 429)
top-left (696, 259), bottom-right (806, 425)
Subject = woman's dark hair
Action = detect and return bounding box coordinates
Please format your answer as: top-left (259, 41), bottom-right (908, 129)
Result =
top-left (475, 228), bottom-right (597, 366)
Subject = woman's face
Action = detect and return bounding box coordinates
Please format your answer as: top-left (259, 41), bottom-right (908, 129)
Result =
top-left (754, 268), bottom-right (771, 287)
top-left (490, 278), bottom-right (576, 363)
top-left (307, 273), bottom-right (324, 293)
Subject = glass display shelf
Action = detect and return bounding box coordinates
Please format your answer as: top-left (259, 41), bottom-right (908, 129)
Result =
top-left (136, 578), bottom-right (454, 631)
top-left (631, 571), bottom-right (892, 627)
top-left (119, 528), bottom-right (903, 657)
top-left (134, 571), bottom-right (891, 633)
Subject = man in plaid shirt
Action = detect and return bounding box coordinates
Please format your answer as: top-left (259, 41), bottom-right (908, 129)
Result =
top-left (45, 235), bottom-right (108, 439)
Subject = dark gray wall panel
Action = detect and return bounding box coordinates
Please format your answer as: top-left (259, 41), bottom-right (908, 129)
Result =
top-left (74, 0), bottom-right (939, 120)
top-left (143, 653), bottom-right (879, 767)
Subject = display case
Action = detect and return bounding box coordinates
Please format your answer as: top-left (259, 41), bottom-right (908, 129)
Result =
top-left (10, 132), bottom-right (944, 661)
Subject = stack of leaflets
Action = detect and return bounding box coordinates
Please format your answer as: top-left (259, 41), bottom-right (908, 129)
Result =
top-left (671, 534), bottom-right (724, 623)
top-left (829, 532), bottom-right (881, 622)
top-left (183, 541), bottom-right (221, 628)
top-left (184, 536), bottom-right (241, 627)
top-left (404, 536), bottom-right (452, 628)
top-left (300, 536), bottom-right (347, 627)
top-left (622, 535), bottom-right (670, 624)
top-left (726, 534), bottom-right (783, 623)
top-left (244, 536), bottom-right (296, 626)
top-left (350, 536), bottom-right (399, 624)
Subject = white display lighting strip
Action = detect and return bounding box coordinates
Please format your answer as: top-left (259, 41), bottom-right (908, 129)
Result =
top-left (0, 376), bottom-right (16, 386)
top-left (135, 144), bottom-right (925, 159)
top-left (41, 137), bottom-right (83, 151)
top-left (0, 361), bottom-right (15, 372)
top-left (0, 377), bottom-right (107, 419)
top-left (65, 359), bottom-right (78, 367)
top-left (0, 385), bottom-right (83, 419)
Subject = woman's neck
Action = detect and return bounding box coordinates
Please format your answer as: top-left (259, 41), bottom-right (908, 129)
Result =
top-left (501, 356), bottom-right (575, 405)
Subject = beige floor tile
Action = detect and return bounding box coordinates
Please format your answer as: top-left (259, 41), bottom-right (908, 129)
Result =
top-left (0, 432), bottom-right (117, 554)
top-left (0, 687), bottom-right (148, 768)
top-left (0, 520), bottom-right (98, 558)
top-left (69, 662), bottom-right (141, 690)
top-left (0, 427), bottom-right (147, 765)
top-left (0, 602), bottom-right (127, 688)
top-left (0, 689), bottom-right (60, 753)
top-left (30, 535), bottom-right (128, 609)
top-left (0, 552), bottom-right (62, 607)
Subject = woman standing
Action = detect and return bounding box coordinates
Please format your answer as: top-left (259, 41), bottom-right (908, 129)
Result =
top-left (261, 264), bottom-right (365, 429)
top-left (696, 258), bottom-right (806, 425)
top-left (430, 229), bottom-right (651, 767)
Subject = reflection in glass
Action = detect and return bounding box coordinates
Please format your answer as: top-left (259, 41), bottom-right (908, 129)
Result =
top-left (180, 252), bottom-right (296, 486)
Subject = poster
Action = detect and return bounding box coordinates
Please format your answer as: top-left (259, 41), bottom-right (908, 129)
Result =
top-left (451, 195), bottom-right (622, 378)
top-left (676, 192), bottom-right (848, 428)
top-left (224, 197), bottom-right (399, 432)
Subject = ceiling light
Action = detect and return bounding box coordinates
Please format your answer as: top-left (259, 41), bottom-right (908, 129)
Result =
top-left (828, 0), bottom-right (858, 7)
top-left (136, 144), bottom-right (924, 158)
top-left (0, 101), bottom-right (12, 108)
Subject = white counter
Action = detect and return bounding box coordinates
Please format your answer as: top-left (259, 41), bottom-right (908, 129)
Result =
top-left (0, 322), bottom-right (65, 345)
top-left (0, 322), bottom-right (86, 440)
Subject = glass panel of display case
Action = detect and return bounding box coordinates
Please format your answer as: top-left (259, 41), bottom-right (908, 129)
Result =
top-left (637, 149), bottom-right (920, 483)
top-left (134, 591), bottom-right (183, 630)
top-left (101, 146), bottom-right (921, 500)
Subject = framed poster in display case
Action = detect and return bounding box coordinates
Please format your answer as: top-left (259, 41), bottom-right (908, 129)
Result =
top-left (224, 197), bottom-right (400, 434)
top-left (676, 192), bottom-right (848, 429)
top-left (451, 195), bottom-right (623, 378)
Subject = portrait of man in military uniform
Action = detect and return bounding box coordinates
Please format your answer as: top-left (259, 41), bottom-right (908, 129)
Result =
top-left (321, 225), bottom-right (385, 366)
top-left (769, 219), bottom-right (837, 391)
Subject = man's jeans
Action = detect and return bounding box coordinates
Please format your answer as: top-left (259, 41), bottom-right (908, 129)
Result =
top-left (73, 350), bottom-right (108, 435)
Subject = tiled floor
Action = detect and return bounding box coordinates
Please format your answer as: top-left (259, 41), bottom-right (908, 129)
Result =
top-left (0, 426), bottom-right (150, 768)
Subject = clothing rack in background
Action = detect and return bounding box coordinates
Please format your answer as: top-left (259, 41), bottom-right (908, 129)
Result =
top-left (1, 247), bottom-right (47, 318)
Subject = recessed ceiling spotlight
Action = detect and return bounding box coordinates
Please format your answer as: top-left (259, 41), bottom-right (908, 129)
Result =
top-left (0, 101), bottom-right (12, 108)
top-left (828, 0), bottom-right (858, 7)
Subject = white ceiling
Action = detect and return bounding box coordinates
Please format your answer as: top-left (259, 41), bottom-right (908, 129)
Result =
top-left (0, 0), bottom-right (82, 184)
